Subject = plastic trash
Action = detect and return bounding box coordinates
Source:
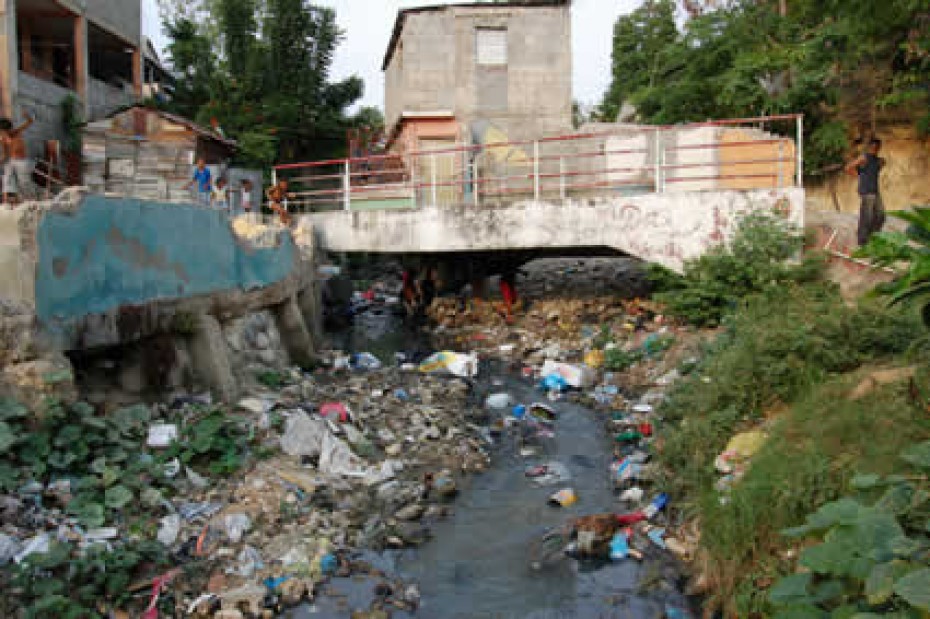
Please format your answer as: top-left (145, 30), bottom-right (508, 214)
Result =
top-left (224, 513), bottom-right (252, 543)
top-left (157, 514), bottom-right (181, 546)
top-left (715, 430), bottom-right (767, 474)
top-left (619, 487), bottom-right (644, 503)
top-left (319, 402), bottom-right (350, 423)
top-left (643, 493), bottom-right (669, 520)
top-left (614, 431), bottom-right (644, 444)
top-left (611, 458), bottom-right (642, 485)
top-left (584, 349), bottom-right (605, 369)
top-left (527, 462), bottom-right (572, 486)
top-left (665, 605), bottom-right (692, 619)
top-left (512, 404), bottom-right (527, 419)
top-left (0, 534), bottom-right (22, 565)
top-left (14, 533), bottom-right (50, 564)
top-left (394, 388), bottom-right (410, 401)
top-left (163, 458), bottom-right (181, 478)
top-left (539, 374), bottom-right (569, 393)
top-left (540, 360), bottom-right (595, 389)
top-left (647, 527), bottom-right (667, 549)
top-left (230, 545), bottom-right (263, 578)
top-left (548, 488), bottom-right (578, 507)
top-left (485, 393), bottom-right (511, 409)
top-left (351, 352), bottom-right (382, 370)
top-left (320, 553), bottom-right (338, 575)
top-left (632, 403), bottom-right (653, 414)
top-left (186, 466), bottom-right (209, 489)
top-left (609, 531), bottom-right (630, 560)
top-left (418, 351), bottom-right (479, 378)
top-left (179, 501), bottom-right (224, 521)
top-left (529, 402), bottom-right (558, 421)
top-left (147, 424), bottom-right (178, 448)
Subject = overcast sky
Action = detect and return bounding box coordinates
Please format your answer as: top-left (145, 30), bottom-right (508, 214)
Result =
top-left (142, 0), bottom-right (641, 110)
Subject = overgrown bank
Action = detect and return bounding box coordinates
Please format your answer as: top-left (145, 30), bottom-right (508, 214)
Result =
top-left (650, 214), bottom-right (930, 616)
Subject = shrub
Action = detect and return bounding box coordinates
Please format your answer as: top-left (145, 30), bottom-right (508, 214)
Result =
top-left (651, 212), bottom-right (822, 326)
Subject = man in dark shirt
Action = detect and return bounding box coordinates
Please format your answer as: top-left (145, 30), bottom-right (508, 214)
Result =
top-left (846, 138), bottom-right (886, 246)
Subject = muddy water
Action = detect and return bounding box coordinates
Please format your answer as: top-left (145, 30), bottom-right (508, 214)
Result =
top-left (298, 268), bottom-right (693, 618)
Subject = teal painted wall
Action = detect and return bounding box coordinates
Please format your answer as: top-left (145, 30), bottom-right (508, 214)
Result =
top-left (35, 196), bottom-right (296, 324)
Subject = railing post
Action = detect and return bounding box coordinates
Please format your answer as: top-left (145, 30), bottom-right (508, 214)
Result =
top-left (654, 128), bottom-right (663, 193)
top-left (533, 140), bottom-right (540, 201)
top-left (430, 154), bottom-right (438, 206)
top-left (796, 115), bottom-right (804, 188)
top-left (473, 159), bottom-right (480, 207)
top-left (777, 140), bottom-right (785, 188)
top-left (343, 161), bottom-right (350, 211)
top-left (559, 156), bottom-right (566, 201)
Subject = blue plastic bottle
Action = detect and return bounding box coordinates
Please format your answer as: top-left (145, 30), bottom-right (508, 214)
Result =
top-left (609, 532), bottom-right (629, 560)
top-left (643, 493), bottom-right (669, 519)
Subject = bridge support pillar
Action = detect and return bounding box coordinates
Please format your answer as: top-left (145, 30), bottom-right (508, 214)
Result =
top-left (275, 295), bottom-right (316, 369)
top-left (188, 313), bottom-right (238, 402)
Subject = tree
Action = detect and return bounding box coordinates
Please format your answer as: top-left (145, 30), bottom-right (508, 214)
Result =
top-left (600, 0), bottom-right (930, 176)
top-left (600, 0), bottom-right (677, 123)
top-left (161, 0), bottom-right (365, 167)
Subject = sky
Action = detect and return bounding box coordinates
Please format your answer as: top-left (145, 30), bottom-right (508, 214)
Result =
top-left (142, 0), bottom-right (642, 110)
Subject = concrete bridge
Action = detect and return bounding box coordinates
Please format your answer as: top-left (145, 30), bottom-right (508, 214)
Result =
top-left (281, 114), bottom-right (806, 274)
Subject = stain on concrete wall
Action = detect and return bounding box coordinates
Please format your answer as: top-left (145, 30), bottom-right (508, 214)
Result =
top-left (305, 188), bottom-right (805, 273)
top-left (35, 195), bottom-right (297, 324)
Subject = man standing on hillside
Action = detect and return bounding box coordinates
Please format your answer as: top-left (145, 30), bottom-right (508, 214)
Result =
top-left (846, 138), bottom-right (886, 246)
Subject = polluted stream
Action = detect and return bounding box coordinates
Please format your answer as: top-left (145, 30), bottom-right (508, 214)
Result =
top-left (291, 265), bottom-right (694, 619)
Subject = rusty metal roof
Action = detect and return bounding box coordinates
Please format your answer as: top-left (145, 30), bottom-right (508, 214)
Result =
top-left (381, 1), bottom-right (570, 71)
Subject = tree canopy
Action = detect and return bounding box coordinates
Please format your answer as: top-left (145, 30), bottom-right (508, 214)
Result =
top-left (159, 0), bottom-right (380, 169)
top-left (600, 0), bottom-right (930, 176)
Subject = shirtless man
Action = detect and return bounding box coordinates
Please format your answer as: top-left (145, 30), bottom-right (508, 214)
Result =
top-left (1, 113), bottom-right (35, 205)
top-left (265, 178), bottom-right (295, 225)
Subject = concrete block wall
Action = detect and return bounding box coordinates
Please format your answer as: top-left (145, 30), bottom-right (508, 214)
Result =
top-left (385, 4), bottom-right (572, 146)
top-left (15, 72), bottom-right (73, 159)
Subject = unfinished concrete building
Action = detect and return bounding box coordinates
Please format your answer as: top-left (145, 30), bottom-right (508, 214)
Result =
top-left (0, 0), bottom-right (142, 159)
top-left (383, 0), bottom-right (572, 153)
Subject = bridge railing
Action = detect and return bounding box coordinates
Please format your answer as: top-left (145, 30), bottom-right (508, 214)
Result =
top-left (272, 113), bottom-right (803, 213)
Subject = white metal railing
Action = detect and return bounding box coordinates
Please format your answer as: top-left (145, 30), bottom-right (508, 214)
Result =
top-left (281, 113), bottom-right (801, 214)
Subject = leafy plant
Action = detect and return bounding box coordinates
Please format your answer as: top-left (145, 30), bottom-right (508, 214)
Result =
top-left (769, 441), bottom-right (930, 616)
top-left (604, 347), bottom-right (642, 372)
top-left (857, 206), bottom-right (930, 327)
top-left (165, 408), bottom-right (251, 475)
top-left (7, 539), bottom-right (170, 618)
top-left (651, 213), bottom-right (821, 327)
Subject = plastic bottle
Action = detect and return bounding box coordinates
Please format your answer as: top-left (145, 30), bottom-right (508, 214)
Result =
top-left (614, 431), bottom-right (644, 443)
top-left (643, 493), bottom-right (669, 520)
top-left (609, 532), bottom-right (629, 560)
top-left (512, 404), bottom-right (527, 420)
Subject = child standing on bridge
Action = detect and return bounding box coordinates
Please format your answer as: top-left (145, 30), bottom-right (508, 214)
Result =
top-left (266, 178), bottom-right (295, 226)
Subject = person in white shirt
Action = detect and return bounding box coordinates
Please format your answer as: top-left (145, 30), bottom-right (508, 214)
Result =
top-left (211, 177), bottom-right (230, 212)
top-left (240, 179), bottom-right (256, 221)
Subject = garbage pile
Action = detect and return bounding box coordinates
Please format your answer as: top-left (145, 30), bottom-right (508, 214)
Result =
top-left (425, 289), bottom-right (705, 584)
top-left (0, 356), bottom-right (492, 617)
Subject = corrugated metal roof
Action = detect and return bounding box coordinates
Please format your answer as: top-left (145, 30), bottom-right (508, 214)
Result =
top-left (381, 1), bottom-right (570, 71)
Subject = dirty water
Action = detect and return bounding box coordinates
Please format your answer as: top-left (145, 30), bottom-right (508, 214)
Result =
top-left (293, 282), bottom-right (693, 618)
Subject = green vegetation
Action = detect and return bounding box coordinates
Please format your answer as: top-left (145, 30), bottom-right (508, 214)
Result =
top-left (601, 1), bottom-right (930, 174)
top-left (8, 539), bottom-right (170, 618)
top-left (768, 450), bottom-right (930, 615)
top-left (652, 215), bottom-right (930, 616)
top-left (159, 0), bottom-right (382, 167)
top-left (858, 206), bottom-right (930, 327)
top-left (649, 213), bottom-right (821, 327)
top-left (0, 397), bottom-right (256, 614)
